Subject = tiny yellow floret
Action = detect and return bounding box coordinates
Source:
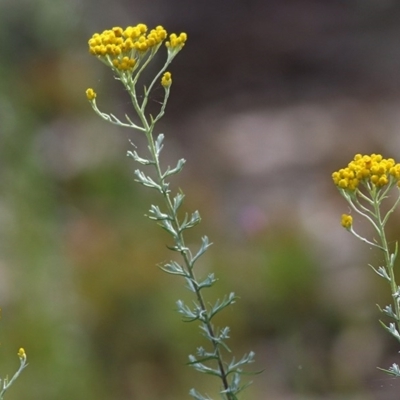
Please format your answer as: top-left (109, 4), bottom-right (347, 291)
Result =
top-left (161, 72), bottom-right (172, 88)
top-left (341, 214), bottom-right (353, 230)
top-left (18, 348), bottom-right (26, 360)
top-left (86, 88), bottom-right (97, 101)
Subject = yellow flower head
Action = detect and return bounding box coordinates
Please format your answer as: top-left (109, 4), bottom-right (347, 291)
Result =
top-left (166, 32), bottom-right (187, 50)
top-left (161, 72), bottom-right (172, 88)
top-left (332, 154), bottom-right (400, 191)
top-left (86, 88), bottom-right (97, 101)
top-left (341, 214), bottom-right (353, 230)
top-left (18, 347), bottom-right (26, 360)
top-left (88, 24), bottom-right (179, 72)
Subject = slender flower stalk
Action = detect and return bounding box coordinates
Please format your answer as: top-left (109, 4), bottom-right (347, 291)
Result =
top-left (86, 24), bottom-right (255, 399)
top-left (0, 347), bottom-right (28, 399)
top-left (333, 153), bottom-right (400, 376)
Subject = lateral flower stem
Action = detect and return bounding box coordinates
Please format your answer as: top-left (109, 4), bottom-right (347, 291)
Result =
top-left (142, 56), bottom-right (174, 112)
top-left (353, 190), bottom-right (375, 214)
top-left (136, 45), bottom-right (163, 82)
top-left (356, 187), bottom-right (375, 206)
top-left (151, 87), bottom-right (171, 125)
top-left (342, 191), bottom-right (381, 235)
top-left (89, 98), bottom-right (146, 131)
top-left (0, 348), bottom-right (28, 400)
top-left (112, 72), bottom-right (150, 132)
top-left (348, 227), bottom-right (383, 250)
top-left (382, 191), bottom-right (400, 227)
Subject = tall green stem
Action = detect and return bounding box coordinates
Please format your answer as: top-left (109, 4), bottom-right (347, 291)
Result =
top-left (145, 127), bottom-right (234, 400)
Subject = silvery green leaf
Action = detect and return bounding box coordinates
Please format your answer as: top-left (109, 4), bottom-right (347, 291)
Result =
top-left (185, 277), bottom-right (197, 293)
top-left (208, 292), bottom-right (237, 320)
top-left (218, 326), bottom-right (231, 341)
top-left (166, 243), bottom-right (189, 252)
top-left (380, 321), bottom-right (400, 341)
top-left (220, 372), bottom-right (252, 397)
top-left (172, 192), bottom-right (185, 213)
top-left (198, 325), bottom-right (231, 352)
top-left (377, 304), bottom-right (398, 320)
top-left (198, 323), bottom-right (215, 341)
top-left (191, 236), bottom-right (212, 265)
top-left (220, 372), bottom-right (241, 395)
top-left (187, 350), bottom-right (218, 365)
top-left (378, 363), bottom-right (400, 377)
top-left (197, 273), bottom-right (217, 290)
top-left (159, 260), bottom-right (186, 276)
top-left (161, 182), bottom-right (170, 193)
top-left (178, 211), bottom-right (200, 232)
top-left (389, 363), bottom-right (400, 376)
top-left (189, 388), bottom-right (213, 400)
top-left (196, 347), bottom-right (217, 359)
top-left (162, 158), bottom-right (186, 178)
top-left (127, 150), bottom-right (153, 165)
top-left (134, 170), bottom-right (161, 191)
top-left (176, 300), bottom-right (198, 321)
top-left (188, 355), bottom-right (222, 376)
top-left (383, 305), bottom-right (398, 320)
top-left (147, 205), bottom-right (170, 221)
top-left (154, 133), bottom-right (164, 156)
top-left (179, 210), bottom-right (201, 231)
top-left (227, 351), bottom-right (256, 374)
top-left (369, 264), bottom-right (390, 280)
top-left (158, 219), bottom-right (177, 236)
top-left (176, 300), bottom-right (205, 322)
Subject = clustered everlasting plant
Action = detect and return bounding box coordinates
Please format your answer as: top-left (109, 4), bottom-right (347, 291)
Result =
top-left (86, 24), bottom-right (255, 399)
top-left (333, 153), bottom-right (400, 376)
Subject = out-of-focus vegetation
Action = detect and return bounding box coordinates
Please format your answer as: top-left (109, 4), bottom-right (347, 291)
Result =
top-left (3, 1), bottom-right (400, 399)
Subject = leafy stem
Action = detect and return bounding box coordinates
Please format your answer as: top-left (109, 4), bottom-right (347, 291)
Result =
top-left (144, 126), bottom-right (236, 399)
top-left (370, 189), bottom-right (400, 335)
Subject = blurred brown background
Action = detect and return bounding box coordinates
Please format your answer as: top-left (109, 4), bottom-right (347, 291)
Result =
top-left (2, 0), bottom-right (400, 399)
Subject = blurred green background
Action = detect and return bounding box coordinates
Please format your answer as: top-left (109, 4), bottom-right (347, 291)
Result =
top-left (2, 0), bottom-right (400, 399)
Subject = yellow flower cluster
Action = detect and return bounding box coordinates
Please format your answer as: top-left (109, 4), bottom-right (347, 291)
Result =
top-left (88, 24), bottom-right (166, 70)
top-left (85, 88), bottom-right (96, 101)
top-left (166, 33), bottom-right (188, 49)
top-left (18, 347), bottom-right (26, 360)
top-left (161, 72), bottom-right (172, 88)
top-left (332, 154), bottom-right (400, 191)
top-left (341, 214), bottom-right (353, 229)
top-left (88, 24), bottom-right (187, 72)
